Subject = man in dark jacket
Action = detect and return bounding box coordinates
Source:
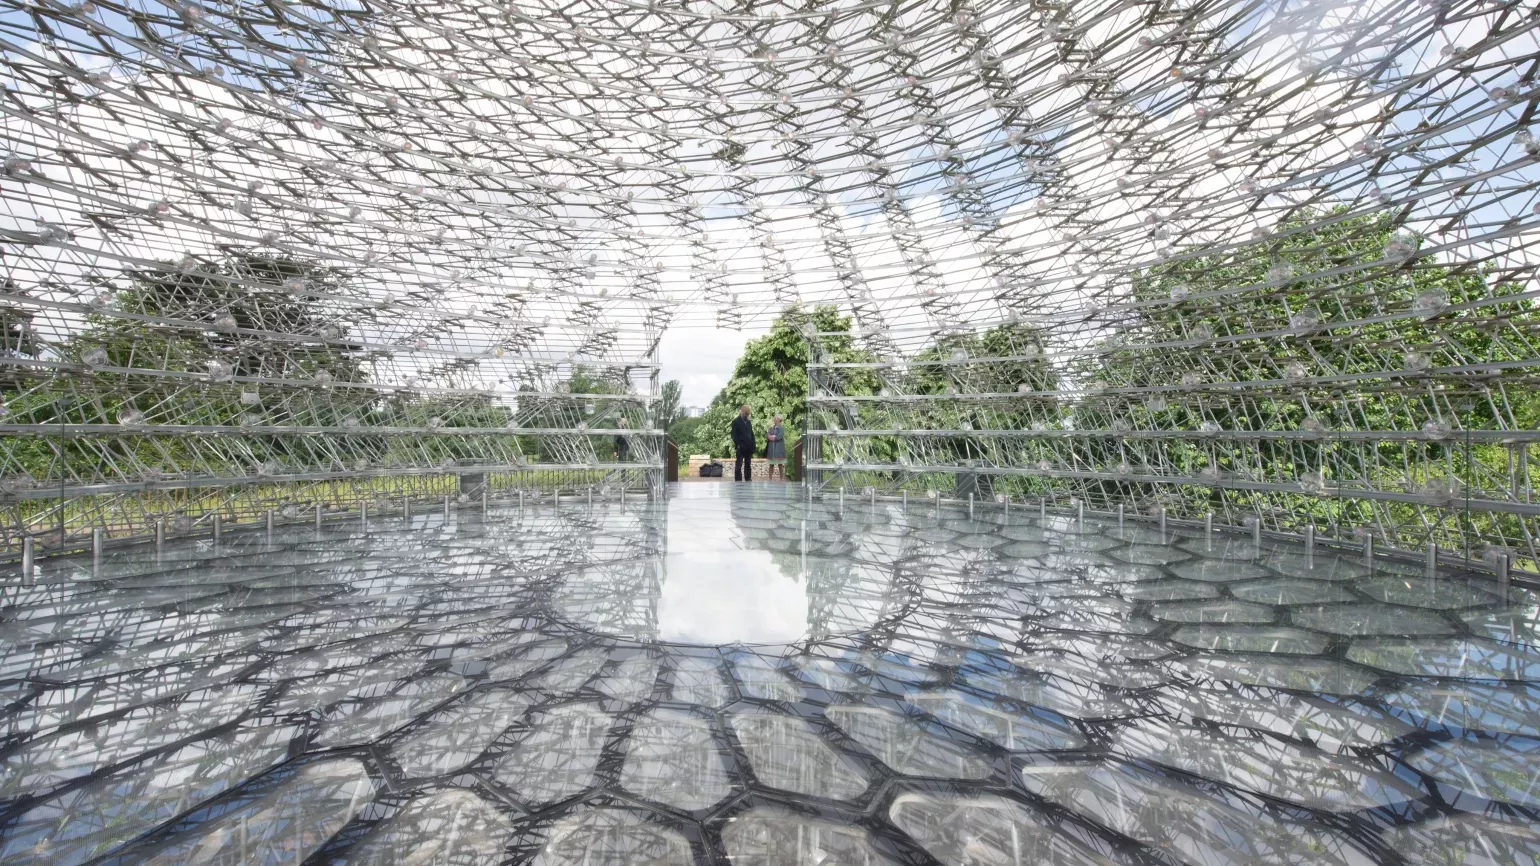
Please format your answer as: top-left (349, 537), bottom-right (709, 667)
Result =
top-left (730, 404), bottom-right (755, 482)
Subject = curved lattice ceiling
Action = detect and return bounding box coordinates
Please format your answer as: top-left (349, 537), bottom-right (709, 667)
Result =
top-left (1, 0), bottom-right (1538, 561)
top-left (7, 0), bottom-right (1535, 351)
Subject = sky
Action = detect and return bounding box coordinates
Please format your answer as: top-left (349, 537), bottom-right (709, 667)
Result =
top-left (658, 322), bottom-right (767, 408)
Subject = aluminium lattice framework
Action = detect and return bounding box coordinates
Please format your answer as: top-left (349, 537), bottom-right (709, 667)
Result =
top-left (0, 0), bottom-right (1537, 561)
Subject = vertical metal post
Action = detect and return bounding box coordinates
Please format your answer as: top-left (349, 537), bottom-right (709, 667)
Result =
top-left (315, 502), bottom-right (323, 530)
top-left (902, 490), bottom-right (907, 512)
top-left (444, 495), bottom-right (451, 518)
top-left (1039, 499), bottom-right (1046, 521)
top-left (1496, 552), bottom-right (1510, 598)
top-left (1252, 518), bottom-right (1261, 547)
top-left (212, 513), bottom-right (222, 544)
top-left (92, 526), bottom-right (102, 569)
top-left (1117, 503), bottom-right (1125, 527)
top-left (404, 497), bottom-right (411, 522)
top-left (156, 518), bottom-right (165, 550)
top-left (870, 488), bottom-right (875, 508)
top-left (482, 488), bottom-right (488, 514)
top-left (1004, 497), bottom-right (1009, 519)
top-left (1159, 508), bottom-right (1167, 536)
top-left (1305, 524), bottom-right (1315, 562)
top-left (361, 504), bottom-right (368, 530)
top-left (1363, 534), bottom-right (1375, 570)
top-left (519, 489), bottom-right (525, 510)
top-left (1204, 512), bottom-right (1212, 543)
top-left (265, 509), bottom-right (273, 541)
top-left (1426, 542), bottom-right (1438, 579)
top-left (839, 487), bottom-right (844, 510)
top-left (586, 487), bottom-right (592, 508)
top-left (969, 493), bottom-right (975, 520)
top-left (22, 534), bottom-right (34, 586)
top-left (1078, 501), bottom-right (1085, 526)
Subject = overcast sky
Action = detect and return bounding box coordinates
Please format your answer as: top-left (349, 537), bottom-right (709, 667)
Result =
top-left (658, 323), bottom-right (767, 408)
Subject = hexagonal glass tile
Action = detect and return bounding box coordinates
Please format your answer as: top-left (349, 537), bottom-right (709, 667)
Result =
top-left (890, 792), bottom-right (1121, 866)
top-left (722, 808), bottom-right (898, 866)
top-left (1021, 762), bottom-right (1376, 865)
top-left (825, 705), bottom-right (992, 779)
top-left (619, 709), bottom-right (733, 810)
top-left (728, 712), bottom-right (869, 800)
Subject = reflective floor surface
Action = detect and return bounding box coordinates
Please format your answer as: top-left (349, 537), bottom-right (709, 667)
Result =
top-left (2, 483), bottom-right (1538, 864)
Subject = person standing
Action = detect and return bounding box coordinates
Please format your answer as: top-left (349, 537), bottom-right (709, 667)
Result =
top-left (765, 414), bottom-right (786, 481)
top-left (613, 417), bottom-right (630, 462)
top-left (730, 404), bottom-right (755, 482)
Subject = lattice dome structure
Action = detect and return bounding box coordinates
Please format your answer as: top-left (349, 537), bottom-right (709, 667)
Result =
top-left (5, 2), bottom-right (1540, 864)
top-left (1, 0), bottom-right (1538, 570)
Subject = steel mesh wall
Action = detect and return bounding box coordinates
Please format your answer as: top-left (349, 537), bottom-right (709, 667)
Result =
top-left (1, 0), bottom-right (1538, 562)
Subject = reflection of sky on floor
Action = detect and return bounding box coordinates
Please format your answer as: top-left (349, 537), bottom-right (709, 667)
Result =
top-left (658, 548), bottom-right (808, 644)
top-left (2, 483), bottom-right (1539, 865)
top-left (659, 486), bottom-right (809, 644)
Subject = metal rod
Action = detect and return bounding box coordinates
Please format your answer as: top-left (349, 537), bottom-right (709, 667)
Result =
top-left (1204, 512), bottom-right (1212, 542)
top-left (870, 488), bottom-right (875, 507)
top-left (265, 509), bottom-right (273, 540)
top-left (1078, 501), bottom-right (1085, 525)
top-left (21, 535), bottom-right (33, 586)
top-left (444, 495), bottom-right (451, 518)
top-left (1159, 508), bottom-right (1167, 536)
top-left (156, 518), bottom-right (165, 550)
top-left (482, 488), bottom-right (488, 514)
top-left (519, 489), bottom-right (525, 509)
top-left (1496, 551), bottom-right (1510, 595)
top-left (361, 504), bottom-right (368, 530)
top-left (586, 487), bottom-right (592, 508)
top-left (315, 502), bottom-right (323, 530)
top-left (1252, 518), bottom-right (1261, 547)
top-left (839, 486), bottom-right (845, 509)
top-left (213, 513), bottom-right (222, 543)
top-left (1305, 524), bottom-right (1315, 561)
top-left (1426, 542), bottom-right (1438, 579)
top-left (92, 526), bottom-right (103, 567)
top-left (404, 497), bottom-right (411, 521)
top-left (969, 493), bottom-right (975, 520)
top-left (1364, 534), bottom-right (1375, 569)
top-left (1117, 503), bottom-right (1125, 527)
top-left (1039, 499), bottom-right (1047, 521)
top-left (902, 490), bottom-right (907, 511)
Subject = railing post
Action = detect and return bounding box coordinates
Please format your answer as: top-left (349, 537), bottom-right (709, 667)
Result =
top-left (92, 526), bottom-right (103, 570)
top-left (21, 534), bottom-right (33, 586)
top-left (315, 502), bottom-right (323, 531)
top-left (265, 509), bottom-right (273, 541)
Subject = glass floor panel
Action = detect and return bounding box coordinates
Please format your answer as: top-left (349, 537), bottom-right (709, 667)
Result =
top-left (2, 483), bottom-right (1538, 864)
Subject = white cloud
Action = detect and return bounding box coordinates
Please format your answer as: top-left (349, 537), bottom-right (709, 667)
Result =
top-left (658, 322), bottom-right (767, 407)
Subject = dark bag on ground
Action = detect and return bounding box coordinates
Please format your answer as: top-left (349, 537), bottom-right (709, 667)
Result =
top-left (699, 461), bottom-right (724, 478)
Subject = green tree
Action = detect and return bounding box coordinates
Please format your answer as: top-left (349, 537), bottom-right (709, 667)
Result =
top-left (1083, 209), bottom-right (1539, 548)
top-left (1, 252), bottom-right (374, 481)
top-left (658, 379), bottom-right (682, 430)
top-left (686, 306), bottom-right (873, 458)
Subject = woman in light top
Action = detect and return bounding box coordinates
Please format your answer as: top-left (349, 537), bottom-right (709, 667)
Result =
top-left (765, 414), bottom-right (787, 481)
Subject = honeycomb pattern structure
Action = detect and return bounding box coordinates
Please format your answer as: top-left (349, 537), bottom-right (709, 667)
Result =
top-left (1, 483), bottom-right (1537, 865)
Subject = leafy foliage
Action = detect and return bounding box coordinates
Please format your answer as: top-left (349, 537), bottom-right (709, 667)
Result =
top-left (683, 306), bottom-right (870, 457)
